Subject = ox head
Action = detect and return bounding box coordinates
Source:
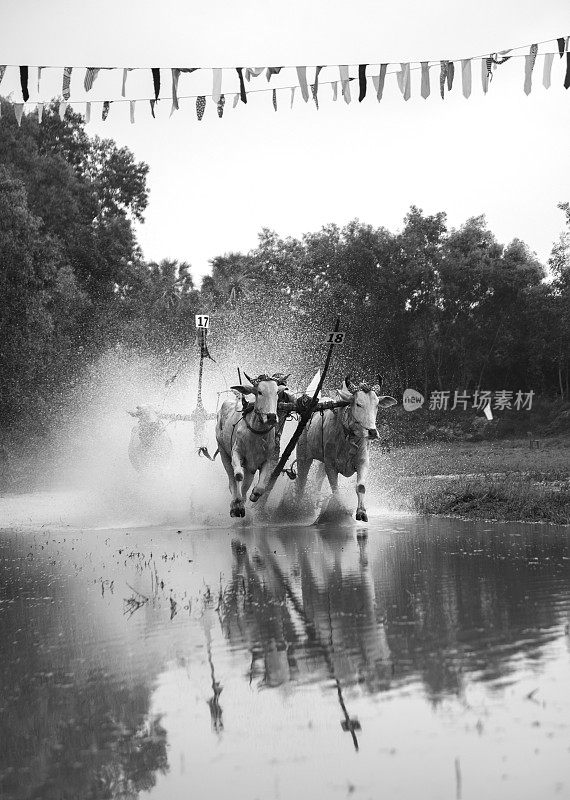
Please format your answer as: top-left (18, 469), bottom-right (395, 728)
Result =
top-left (231, 372), bottom-right (290, 425)
top-left (339, 374), bottom-right (397, 439)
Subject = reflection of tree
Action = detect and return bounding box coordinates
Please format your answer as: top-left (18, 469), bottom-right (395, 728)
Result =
top-left (0, 547), bottom-right (168, 800)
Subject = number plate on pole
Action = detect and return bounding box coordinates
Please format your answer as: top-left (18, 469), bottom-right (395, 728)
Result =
top-left (326, 331), bottom-right (346, 344)
top-left (195, 315), bottom-right (210, 329)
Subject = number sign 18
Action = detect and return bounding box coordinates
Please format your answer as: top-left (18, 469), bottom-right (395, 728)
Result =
top-left (195, 314), bottom-right (210, 329)
top-left (326, 331), bottom-right (346, 344)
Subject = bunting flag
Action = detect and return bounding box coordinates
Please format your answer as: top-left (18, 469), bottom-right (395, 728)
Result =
top-left (397, 62), bottom-right (411, 100)
top-left (62, 66), bottom-right (72, 100)
top-left (461, 58), bottom-right (472, 98)
top-left (122, 68), bottom-right (128, 97)
top-left (440, 61), bottom-right (448, 98)
top-left (196, 95), bottom-right (205, 119)
top-left (481, 57), bottom-right (490, 94)
top-left (102, 100), bottom-right (110, 120)
top-left (358, 64), bottom-right (367, 101)
top-left (290, 86), bottom-right (296, 108)
top-left (331, 80), bottom-right (338, 100)
top-left (14, 103), bottom-right (24, 126)
top-left (543, 52), bottom-right (554, 88)
top-left (20, 66), bottom-right (29, 101)
top-left (421, 62), bottom-right (430, 98)
top-left (266, 67), bottom-right (282, 80)
top-left (236, 68), bottom-right (247, 103)
top-left (272, 88), bottom-right (277, 111)
top-left (375, 64), bottom-right (387, 100)
top-left (310, 82), bottom-right (318, 109)
top-left (37, 66), bottom-right (43, 93)
top-left (0, 66), bottom-right (6, 86)
top-left (151, 68), bottom-right (160, 100)
top-left (37, 102), bottom-right (43, 123)
top-left (233, 92), bottom-right (239, 108)
top-left (565, 53), bottom-right (570, 89)
top-left (339, 65), bottom-right (351, 103)
top-left (171, 68), bottom-right (180, 113)
top-left (296, 66), bottom-right (309, 101)
top-left (524, 43), bottom-right (538, 94)
top-left (245, 67), bottom-right (263, 81)
top-left (150, 99), bottom-right (156, 118)
top-left (558, 37), bottom-right (566, 58)
top-left (85, 101), bottom-right (91, 123)
top-left (84, 68), bottom-right (100, 92)
top-left (58, 101), bottom-right (67, 120)
top-left (130, 100), bottom-right (136, 123)
top-left (212, 68), bottom-right (222, 103)
top-left (447, 61), bottom-right (455, 90)
top-left (216, 94), bottom-right (225, 117)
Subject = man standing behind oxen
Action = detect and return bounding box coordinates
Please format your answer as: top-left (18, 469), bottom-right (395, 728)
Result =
top-left (215, 373), bottom-right (291, 518)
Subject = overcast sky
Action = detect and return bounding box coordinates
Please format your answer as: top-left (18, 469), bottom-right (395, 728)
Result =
top-left (1, 0), bottom-right (569, 282)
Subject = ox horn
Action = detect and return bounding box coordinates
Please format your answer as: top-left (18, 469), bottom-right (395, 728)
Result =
top-left (243, 371), bottom-right (257, 386)
top-left (371, 374), bottom-right (384, 395)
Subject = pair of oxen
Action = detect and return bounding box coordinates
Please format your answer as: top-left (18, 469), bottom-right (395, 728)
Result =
top-left (128, 373), bottom-right (396, 522)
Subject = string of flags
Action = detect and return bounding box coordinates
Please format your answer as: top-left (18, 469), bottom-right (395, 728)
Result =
top-left (0, 35), bottom-right (568, 125)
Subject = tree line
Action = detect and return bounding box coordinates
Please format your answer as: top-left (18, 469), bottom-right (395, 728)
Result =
top-left (1, 99), bottom-right (569, 444)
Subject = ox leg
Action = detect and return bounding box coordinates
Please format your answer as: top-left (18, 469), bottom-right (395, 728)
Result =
top-left (325, 465), bottom-right (340, 497)
top-left (241, 470), bottom-right (255, 512)
top-left (355, 461), bottom-right (368, 522)
top-left (219, 449), bottom-right (244, 518)
top-left (250, 460), bottom-right (273, 502)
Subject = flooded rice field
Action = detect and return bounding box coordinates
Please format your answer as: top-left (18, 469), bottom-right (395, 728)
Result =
top-left (0, 494), bottom-right (569, 800)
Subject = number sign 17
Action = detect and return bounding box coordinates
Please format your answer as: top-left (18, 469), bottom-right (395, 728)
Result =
top-left (195, 314), bottom-right (210, 329)
top-left (326, 331), bottom-right (346, 344)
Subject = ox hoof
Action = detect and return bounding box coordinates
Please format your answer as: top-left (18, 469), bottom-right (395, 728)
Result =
top-left (355, 510), bottom-right (368, 522)
top-left (250, 489), bottom-right (263, 503)
top-left (234, 471), bottom-right (244, 483)
top-left (238, 506), bottom-right (246, 517)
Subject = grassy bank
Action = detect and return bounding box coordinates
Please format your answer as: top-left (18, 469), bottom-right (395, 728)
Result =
top-left (374, 436), bottom-right (570, 524)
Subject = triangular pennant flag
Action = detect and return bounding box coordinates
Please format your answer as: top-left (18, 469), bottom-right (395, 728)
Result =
top-left (102, 101), bottom-right (110, 121)
top-left (216, 94), bottom-right (225, 118)
top-left (314, 66), bottom-right (323, 93)
top-left (0, 66), bottom-right (6, 86)
top-left (62, 66), bottom-right (72, 100)
top-left (558, 37), bottom-right (566, 58)
top-left (543, 52), bottom-right (554, 88)
top-left (245, 67), bottom-right (263, 81)
top-left (37, 102), bottom-right (43, 123)
top-left (196, 95), bottom-right (205, 120)
top-left (272, 88), bottom-right (277, 111)
top-left (59, 101), bottom-right (68, 120)
top-left (375, 64), bottom-right (387, 100)
top-left (339, 65), bottom-right (351, 103)
top-left (14, 103), bottom-right (24, 126)
top-left (85, 102), bottom-right (91, 123)
top-left (447, 61), bottom-right (455, 91)
top-left (122, 68), bottom-right (128, 97)
top-left (305, 370), bottom-right (322, 400)
top-left (171, 68), bottom-right (180, 114)
top-left (481, 57), bottom-right (490, 94)
top-left (310, 83), bottom-right (318, 109)
top-left (358, 64), bottom-right (368, 101)
top-left (212, 68), bottom-right (222, 103)
top-left (331, 80), bottom-right (338, 100)
top-left (296, 66), bottom-right (309, 101)
top-left (565, 53), bottom-right (570, 89)
top-left (130, 100), bottom-right (136, 123)
top-left (151, 68), bottom-right (160, 100)
top-left (37, 66), bottom-right (43, 93)
top-left (233, 92), bottom-right (240, 108)
top-left (236, 68), bottom-right (247, 103)
top-left (397, 62), bottom-right (411, 100)
top-left (420, 62), bottom-right (430, 98)
top-left (84, 68), bottom-right (100, 92)
top-left (150, 99), bottom-right (156, 118)
top-left (439, 60), bottom-right (448, 98)
top-left (266, 67), bottom-right (282, 81)
top-left (461, 58), bottom-right (472, 98)
top-left (524, 43), bottom-right (538, 94)
top-left (20, 66), bottom-right (29, 101)
top-left (290, 86), bottom-right (296, 108)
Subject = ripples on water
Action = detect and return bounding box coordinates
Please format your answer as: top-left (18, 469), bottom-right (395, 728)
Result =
top-left (0, 501), bottom-right (569, 800)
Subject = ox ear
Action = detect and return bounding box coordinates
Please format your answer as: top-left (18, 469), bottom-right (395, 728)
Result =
top-left (339, 374), bottom-right (356, 400)
top-left (276, 384), bottom-right (290, 394)
top-left (272, 372), bottom-right (291, 385)
top-left (376, 395), bottom-right (398, 408)
top-left (231, 384), bottom-right (257, 395)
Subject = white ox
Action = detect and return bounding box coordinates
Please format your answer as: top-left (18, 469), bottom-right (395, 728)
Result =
top-left (216, 373), bottom-right (289, 518)
top-left (127, 405), bottom-right (173, 473)
top-left (296, 376), bottom-right (397, 521)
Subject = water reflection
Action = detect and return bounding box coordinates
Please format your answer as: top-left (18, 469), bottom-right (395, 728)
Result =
top-left (0, 518), bottom-right (569, 799)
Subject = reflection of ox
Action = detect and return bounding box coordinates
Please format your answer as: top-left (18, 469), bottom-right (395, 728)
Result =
top-left (127, 405), bottom-right (173, 473)
top-left (216, 373), bottom-right (289, 518)
top-left (296, 376), bottom-right (397, 521)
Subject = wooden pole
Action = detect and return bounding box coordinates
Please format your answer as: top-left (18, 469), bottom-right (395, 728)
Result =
top-left (264, 317), bottom-right (340, 497)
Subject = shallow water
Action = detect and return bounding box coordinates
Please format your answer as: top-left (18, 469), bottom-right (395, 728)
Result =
top-left (0, 498), bottom-right (569, 800)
